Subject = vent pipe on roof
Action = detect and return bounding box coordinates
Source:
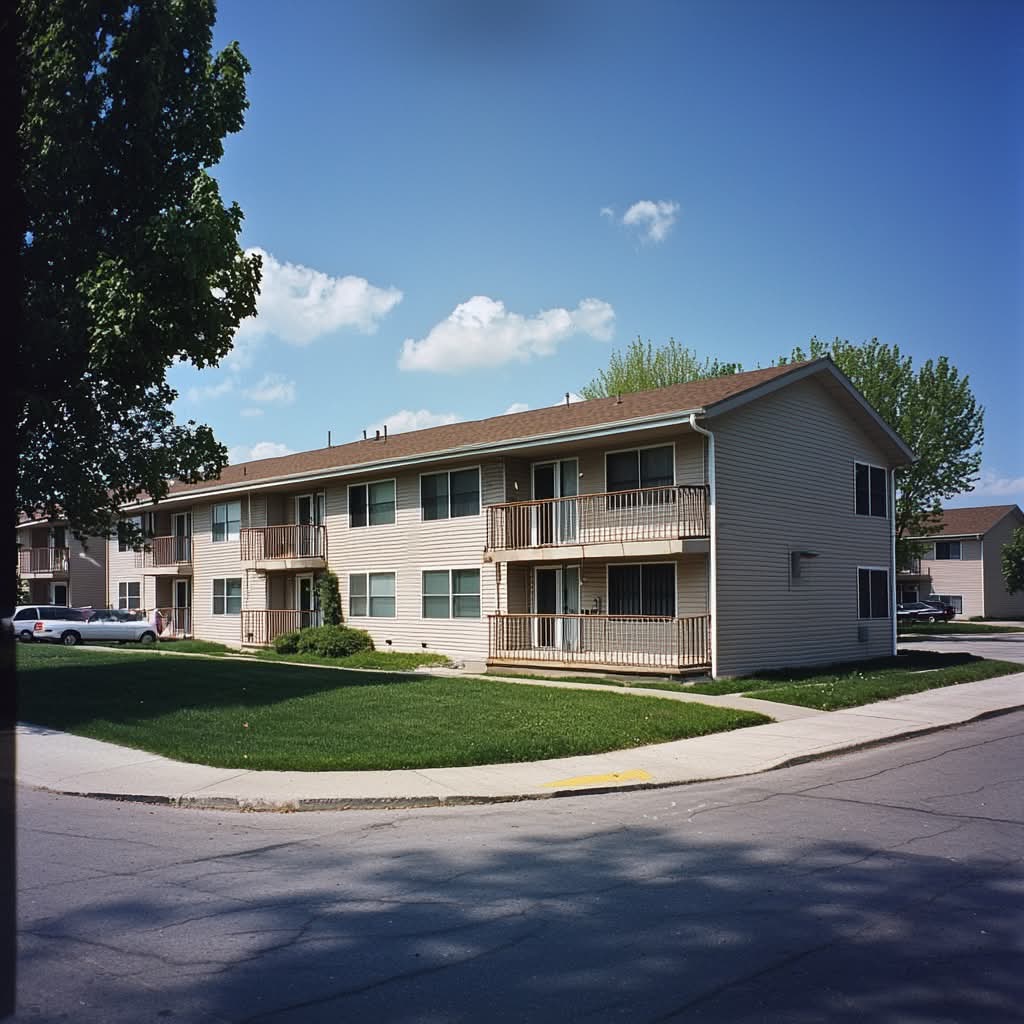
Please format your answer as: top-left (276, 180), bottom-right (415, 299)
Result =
top-left (375, 430), bottom-right (380, 440)
top-left (327, 431), bottom-right (332, 448)
top-left (565, 392), bottom-right (570, 407)
top-left (616, 393), bottom-right (622, 404)
top-left (363, 430), bottom-right (367, 440)
top-left (384, 424), bottom-right (388, 441)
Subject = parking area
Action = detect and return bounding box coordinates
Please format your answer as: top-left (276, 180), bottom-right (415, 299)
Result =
top-left (899, 631), bottom-right (1024, 665)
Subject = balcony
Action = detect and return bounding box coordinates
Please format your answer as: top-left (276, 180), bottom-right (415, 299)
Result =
top-left (241, 609), bottom-right (322, 646)
top-left (153, 607), bottom-right (193, 638)
top-left (18, 547), bottom-right (70, 576)
top-left (485, 485), bottom-right (709, 561)
top-left (240, 525), bottom-right (327, 571)
top-left (135, 536), bottom-right (193, 574)
top-left (897, 557), bottom-right (931, 580)
top-left (488, 613), bottom-right (711, 673)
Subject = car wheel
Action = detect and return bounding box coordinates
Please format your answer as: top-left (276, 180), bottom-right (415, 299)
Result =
top-left (139, 631), bottom-right (157, 645)
top-left (927, 615), bottom-right (938, 623)
top-left (18, 630), bottom-right (34, 644)
top-left (61, 631), bottom-right (81, 647)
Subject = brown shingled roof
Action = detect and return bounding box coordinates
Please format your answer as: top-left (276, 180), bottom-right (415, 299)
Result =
top-left (914, 505), bottom-right (1023, 538)
top-left (161, 361), bottom-right (812, 497)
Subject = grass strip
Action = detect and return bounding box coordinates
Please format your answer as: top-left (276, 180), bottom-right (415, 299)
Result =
top-left (486, 671), bottom-right (696, 693)
top-left (898, 622), bottom-right (1023, 635)
top-left (17, 645), bottom-right (768, 771)
top-left (249, 649), bottom-right (453, 671)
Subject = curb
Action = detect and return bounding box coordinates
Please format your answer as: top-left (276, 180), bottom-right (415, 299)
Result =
top-left (32, 702), bottom-right (1024, 813)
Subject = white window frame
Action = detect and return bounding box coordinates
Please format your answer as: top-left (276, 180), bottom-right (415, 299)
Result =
top-left (854, 461), bottom-right (888, 518)
top-left (118, 516), bottom-right (143, 552)
top-left (421, 569), bottom-right (481, 619)
top-left (212, 577), bottom-right (242, 616)
top-left (118, 580), bottom-right (142, 610)
top-left (935, 594), bottom-right (963, 615)
top-left (212, 501), bottom-right (242, 544)
top-left (934, 540), bottom-right (962, 560)
top-left (603, 442), bottom-right (677, 493)
top-left (857, 565), bottom-right (890, 619)
top-left (348, 572), bottom-right (397, 618)
top-left (348, 478), bottom-right (397, 529)
top-left (419, 466), bottom-right (481, 522)
top-left (605, 562), bottom-right (678, 617)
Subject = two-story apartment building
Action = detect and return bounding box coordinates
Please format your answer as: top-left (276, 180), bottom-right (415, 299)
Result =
top-left (898, 504), bottom-right (1024, 619)
top-left (15, 516), bottom-right (107, 610)
top-left (106, 358), bottom-right (914, 677)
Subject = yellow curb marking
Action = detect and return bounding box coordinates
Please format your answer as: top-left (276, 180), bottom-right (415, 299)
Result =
top-left (541, 768), bottom-right (653, 789)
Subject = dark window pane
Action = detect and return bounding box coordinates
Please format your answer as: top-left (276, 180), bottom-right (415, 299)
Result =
top-left (640, 446), bottom-right (674, 489)
top-left (450, 469), bottom-right (480, 518)
top-left (858, 568), bottom-right (871, 618)
top-left (855, 463), bottom-right (869, 516)
top-left (14, 609), bottom-right (37, 620)
top-left (641, 564), bottom-right (676, 616)
top-left (608, 565), bottom-right (641, 615)
top-left (369, 481), bottom-right (396, 525)
top-left (349, 485), bottom-right (367, 528)
top-left (870, 467), bottom-right (887, 517)
top-left (870, 569), bottom-right (889, 618)
top-left (421, 473), bottom-right (448, 520)
top-left (606, 451), bottom-right (640, 493)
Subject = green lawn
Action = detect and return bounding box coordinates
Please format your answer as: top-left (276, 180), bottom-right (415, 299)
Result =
top-left (684, 651), bottom-right (1020, 711)
top-left (16, 645), bottom-right (769, 771)
top-left (898, 621), bottom-right (1023, 635)
top-left (485, 671), bottom-right (696, 693)
top-left (249, 648), bottom-right (453, 671)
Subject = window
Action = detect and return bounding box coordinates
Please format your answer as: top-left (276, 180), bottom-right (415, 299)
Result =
top-left (606, 445), bottom-right (674, 494)
top-left (212, 502), bottom-right (241, 543)
top-left (855, 463), bottom-right (887, 518)
top-left (422, 569), bottom-right (480, 619)
top-left (118, 516), bottom-right (143, 552)
top-left (118, 581), bottom-right (141, 610)
top-left (858, 568), bottom-right (890, 619)
top-left (349, 480), bottom-right (396, 527)
top-left (607, 564), bottom-right (676, 616)
top-left (936, 594), bottom-right (963, 615)
top-left (349, 573), bottom-right (396, 617)
top-left (934, 541), bottom-right (961, 560)
top-left (213, 578), bottom-right (242, 615)
top-left (421, 468), bottom-right (480, 520)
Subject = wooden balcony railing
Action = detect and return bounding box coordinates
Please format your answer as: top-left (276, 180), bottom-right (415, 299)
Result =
top-left (241, 609), bottom-right (323, 646)
top-left (488, 613), bottom-right (711, 670)
top-left (486, 485), bottom-right (709, 551)
top-left (897, 557), bottom-right (930, 578)
top-left (18, 547), bottom-right (70, 574)
top-left (240, 525), bottom-right (327, 562)
top-left (135, 535), bottom-right (192, 568)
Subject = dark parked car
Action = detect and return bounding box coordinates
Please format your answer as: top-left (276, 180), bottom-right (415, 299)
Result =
top-left (896, 601), bottom-right (955, 623)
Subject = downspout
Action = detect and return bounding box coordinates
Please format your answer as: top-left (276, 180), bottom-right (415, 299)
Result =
top-left (688, 414), bottom-right (717, 678)
top-left (890, 468), bottom-right (897, 657)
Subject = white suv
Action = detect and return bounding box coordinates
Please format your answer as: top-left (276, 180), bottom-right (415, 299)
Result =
top-left (12, 605), bottom-right (88, 644)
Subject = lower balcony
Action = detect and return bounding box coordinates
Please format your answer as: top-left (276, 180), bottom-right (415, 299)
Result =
top-left (153, 607), bottom-right (193, 638)
top-left (18, 547), bottom-right (70, 577)
top-left (135, 536), bottom-right (193, 574)
top-left (240, 525), bottom-right (327, 571)
top-left (241, 608), bottom-right (323, 646)
top-left (488, 613), bottom-right (711, 673)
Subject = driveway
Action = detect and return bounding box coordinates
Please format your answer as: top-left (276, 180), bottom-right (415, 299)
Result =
top-left (899, 631), bottom-right (1024, 665)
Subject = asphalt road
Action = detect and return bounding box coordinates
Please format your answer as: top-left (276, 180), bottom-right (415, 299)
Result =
top-left (899, 631), bottom-right (1024, 665)
top-left (15, 712), bottom-right (1024, 1024)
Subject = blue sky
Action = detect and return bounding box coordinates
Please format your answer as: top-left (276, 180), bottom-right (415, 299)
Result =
top-left (170, 0), bottom-right (1023, 508)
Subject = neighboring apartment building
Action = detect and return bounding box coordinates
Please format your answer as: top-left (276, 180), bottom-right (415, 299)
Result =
top-left (15, 516), bottom-right (107, 609)
top-left (107, 358), bottom-right (914, 677)
top-left (897, 504), bottom-right (1024, 619)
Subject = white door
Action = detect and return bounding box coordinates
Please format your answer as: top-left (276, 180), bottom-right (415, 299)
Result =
top-left (173, 578), bottom-right (191, 635)
top-left (296, 575), bottom-right (319, 629)
top-left (295, 494), bottom-right (325, 555)
top-left (531, 460), bottom-right (579, 545)
top-left (172, 512), bottom-right (191, 563)
top-left (561, 566), bottom-right (581, 650)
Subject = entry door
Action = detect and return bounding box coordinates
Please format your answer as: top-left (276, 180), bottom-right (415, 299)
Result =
top-left (296, 575), bottom-right (319, 629)
top-left (534, 567), bottom-right (559, 647)
top-left (173, 578), bottom-right (191, 635)
top-left (561, 566), bottom-right (581, 650)
top-left (172, 512), bottom-right (191, 563)
top-left (50, 582), bottom-right (68, 606)
top-left (295, 494), bottom-right (325, 555)
top-left (532, 459), bottom-right (579, 545)
top-left (49, 527), bottom-right (68, 572)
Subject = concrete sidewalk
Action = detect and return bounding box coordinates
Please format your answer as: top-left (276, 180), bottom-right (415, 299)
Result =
top-left (16, 672), bottom-right (1024, 811)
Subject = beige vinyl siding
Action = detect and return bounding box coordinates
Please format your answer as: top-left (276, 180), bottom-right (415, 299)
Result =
top-left (982, 512), bottom-right (1024, 617)
top-left (919, 538), bottom-right (985, 617)
top-left (336, 462), bottom-right (495, 663)
top-left (105, 534), bottom-right (145, 611)
top-left (714, 376), bottom-right (895, 677)
top-left (191, 498), bottom-right (253, 646)
top-left (68, 533), bottom-right (106, 608)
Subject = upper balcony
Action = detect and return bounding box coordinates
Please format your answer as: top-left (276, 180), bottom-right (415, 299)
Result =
top-left (240, 524), bottom-right (327, 571)
top-left (18, 547), bottom-right (70, 577)
top-left (897, 557), bottom-right (931, 580)
top-left (485, 484), bottom-right (710, 561)
top-left (135, 536), bottom-right (193, 575)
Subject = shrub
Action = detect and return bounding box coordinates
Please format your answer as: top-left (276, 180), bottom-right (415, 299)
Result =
top-left (318, 570), bottom-right (343, 626)
top-left (273, 630), bottom-right (302, 654)
top-left (294, 625), bottom-right (374, 658)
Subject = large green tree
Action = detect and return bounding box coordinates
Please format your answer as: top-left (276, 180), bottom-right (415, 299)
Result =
top-left (579, 337), bottom-right (741, 399)
top-left (17, 0), bottom-right (261, 540)
top-left (1002, 527), bottom-right (1024, 596)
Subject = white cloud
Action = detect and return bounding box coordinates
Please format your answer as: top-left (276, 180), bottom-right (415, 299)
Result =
top-left (621, 199), bottom-right (680, 243)
top-left (960, 469), bottom-right (1024, 499)
top-left (236, 248), bottom-right (403, 347)
top-left (599, 206), bottom-right (615, 219)
top-left (240, 407), bottom-right (264, 418)
top-left (227, 441), bottom-right (294, 464)
top-left (552, 392), bottom-right (584, 406)
top-left (504, 402), bottom-right (530, 415)
top-left (184, 378), bottom-right (234, 402)
top-left (399, 295), bottom-right (615, 373)
top-left (368, 409), bottom-right (463, 435)
top-left (245, 373), bottom-right (296, 405)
